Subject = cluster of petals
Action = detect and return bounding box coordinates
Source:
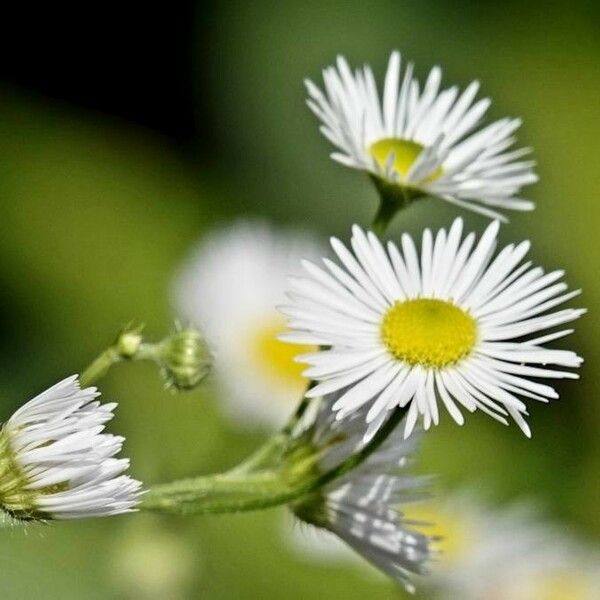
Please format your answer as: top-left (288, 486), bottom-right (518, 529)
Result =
top-left (281, 219), bottom-right (584, 439)
top-left (3, 376), bottom-right (142, 519)
top-left (306, 51), bottom-right (537, 219)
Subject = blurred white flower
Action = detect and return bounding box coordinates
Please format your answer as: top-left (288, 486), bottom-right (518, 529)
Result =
top-left (403, 493), bottom-right (600, 600)
top-left (0, 375), bottom-right (142, 520)
top-left (491, 557), bottom-right (600, 600)
top-left (174, 221), bottom-right (323, 428)
top-left (281, 219), bottom-right (584, 440)
top-left (306, 50), bottom-right (537, 220)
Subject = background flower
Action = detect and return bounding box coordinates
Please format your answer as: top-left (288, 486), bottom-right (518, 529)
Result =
top-left (174, 221), bottom-right (323, 427)
top-left (490, 558), bottom-right (600, 600)
top-left (403, 492), bottom-right (600, 600)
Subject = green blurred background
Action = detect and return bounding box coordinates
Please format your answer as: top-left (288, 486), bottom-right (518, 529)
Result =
top-left (0, 1), bottom-right (598, 598)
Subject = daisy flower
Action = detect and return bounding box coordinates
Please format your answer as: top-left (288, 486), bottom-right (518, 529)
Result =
top-left (292, 390), bottom-right (433, 592)
top-left (0, 375), bottom-right (142, 521)
top-left (174, 221), bottom-right (323, 428)
top-left (280, 219), bottom-right (584, 440)
top-left (306, 51), bottom-right (537, 221)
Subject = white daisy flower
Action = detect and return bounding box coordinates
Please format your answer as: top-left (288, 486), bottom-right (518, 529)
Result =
top-left (0, 375), bottom-right (142, 520)
top-left (280, 219), bottom-right (584, 440)
top-left (306, 50), bottom-right (537, 221)
top-left (292, 390), bottom-right (433, 592)
top-left (403, 493), bottom-right (600, 600)
top-left (174, 221), bottom-right (323, 429)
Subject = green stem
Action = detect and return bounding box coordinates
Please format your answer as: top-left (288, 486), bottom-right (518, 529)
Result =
top-left (369, 174), bottom-right (426, 235)
top-left (141, 472), bottom-right (298, 515)
top-left (79, 324), bottom-right (145, 387)
top-left (142, 392), bottom-right (316, 514)
top-left (79, 347), bottom-right (122, 387)
top-left (141, 404), bottom-right (409, 516)
top-left (372, 197), bottom-right (400, 236)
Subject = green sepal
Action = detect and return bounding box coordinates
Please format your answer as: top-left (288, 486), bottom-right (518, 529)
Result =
top-left (370, 174), bottom-right (426, 235)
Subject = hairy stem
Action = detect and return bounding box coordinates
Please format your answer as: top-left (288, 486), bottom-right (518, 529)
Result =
top-left (141, 472), bottom-right (299, 515)
top-left (141, 403), bottom-right (408, 516)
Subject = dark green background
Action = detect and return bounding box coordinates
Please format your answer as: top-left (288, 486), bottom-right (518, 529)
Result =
top-left (0, 1), bottom-right (598, 598)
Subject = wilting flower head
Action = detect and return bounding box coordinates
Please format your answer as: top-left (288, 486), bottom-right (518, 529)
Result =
top-left (306, 51), bottom-right (537, 220)
top-left (174, 222), bottom-right (323, 428)
top-left (281, 219), bottom-right (584, 440)
top-left (0, 376), bottom-right (142, 520)
top-left (291, 390), bottom-right (434, 592)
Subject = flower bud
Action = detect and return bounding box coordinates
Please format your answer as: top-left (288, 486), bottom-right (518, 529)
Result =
top-left (155, 327), bottom-right (212, 391)
top-left (116, 324), bottom-right (145, 359)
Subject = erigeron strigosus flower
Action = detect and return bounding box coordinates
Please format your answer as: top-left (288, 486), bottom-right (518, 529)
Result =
top-left (0, 376), bottom-right (142, 521)
top-left (281, 219), bottom-right (584, 440)
top-left (306, 51), bottom-right (537, 222)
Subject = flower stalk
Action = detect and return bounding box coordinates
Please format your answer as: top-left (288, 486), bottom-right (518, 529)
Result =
top-left (141, 400), bottom-right (409, 516)
top-left (370, 174), bottom-right (425, 235)
top-left (80, 324), bottom-right (212, 390)
top-left (80, 323), bottom-right (145, 387)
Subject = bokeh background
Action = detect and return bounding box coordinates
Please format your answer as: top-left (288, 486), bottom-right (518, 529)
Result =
top-left (0, 1), bottom-right (598, 598)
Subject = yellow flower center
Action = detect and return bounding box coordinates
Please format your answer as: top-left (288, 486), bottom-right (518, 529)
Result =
top-left (404, 504), bottom-right (471, 565)
top-left (381, 298), bottom-right (477, 368)
top-left (369, 138), bottom-right (443, 181)
top-left (250, 317), bottom-right (316, 390)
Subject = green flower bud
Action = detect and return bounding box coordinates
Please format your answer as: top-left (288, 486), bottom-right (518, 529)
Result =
top-left (116, 324), bottom-right (145, 359)
top-left (154, 327), bottom-right (212, 391)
